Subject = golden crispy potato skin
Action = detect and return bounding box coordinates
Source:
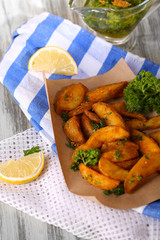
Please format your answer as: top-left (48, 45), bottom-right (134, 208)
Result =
top-left (101, 146), bottom-right (139, 163)
top-left (101, 140), bottom-right (138, 153)
top-left (72, 126), bottom-right (130, 162)
top-left (84, 109), bottom-right (100, 123)
top-left (111, 102), bottom-right (146, 121)
top-left (150, 131), bottom-right (160, 145)
top-left (124, 152), bottom-right (160, 193)
top-left (126, 119), bottom-right (146, 130)
top-left (115, 157), bottom-right (139, 170)
top-left (92, 102), bottom-right (126, 130)
top-left (68, 102), bottom-right (92, 117)
top-left (55, 83), bottom-right (88, 114)
top-left (131, 129), bottom-right (160, 154)
top-left (85, 81), bottom-right (128, 102)
top-left (126, 115), bottom-right (160, 131)
top-left (99, 157), bottom-right (128, 181)
top-left (79, 163), bottom-right (120, 190)
top-left (81, 113), bottom-right (94, 138)
top-left (64, 116), bottom-right (86, 144)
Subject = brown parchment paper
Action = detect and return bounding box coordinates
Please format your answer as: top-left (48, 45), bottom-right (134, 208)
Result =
top-left (44, 58), bottom-right (160, 209)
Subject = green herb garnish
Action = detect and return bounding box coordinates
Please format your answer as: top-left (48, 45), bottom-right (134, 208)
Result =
top-left (99, 118), bottom-right (106, 128)
top-left (134, 134), bottom-right (143, 141)
top-left (119, 136), bottom-right (127, 146)
top-left (65, 138), bottom-right (75, 150)
top-left (61, 112), bottom-right (69, 122)
top-left (23, 146), bottom-right (41, 156)
top-left (74, 148), bottom-right (100, 166)
top-left (136, 175), bottom-right (143, 181)
top-left (124, 70), bottom-right (160, 114)
top-left (115, 149), bottom-right (121, 160)
top-left (103, 183), bottom-right (124, 196)
top-left (90, 121), bottom-right (100, 132)
top-left (70, 162), bottom-right (79, 171)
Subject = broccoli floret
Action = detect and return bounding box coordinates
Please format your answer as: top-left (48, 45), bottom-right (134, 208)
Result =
top-left (74, 148), bottom-right (100, 166)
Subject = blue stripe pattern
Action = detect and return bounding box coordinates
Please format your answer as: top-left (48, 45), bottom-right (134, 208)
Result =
top-left (28, 85), bottom-right (49, 124)
top-left (1, 12), bottom-right (160, 219)
top-left (98, 45), bottom-right (127, 74)
top-left (143, 200), bottom-right (160, 218)
top-left (139, 58), bottom-right (160, 76)
top-left (3, 14), bottom-right (64, 95)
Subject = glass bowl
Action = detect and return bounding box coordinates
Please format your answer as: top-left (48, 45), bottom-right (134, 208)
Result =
top-left (69, 0), bottom-right (154, 50)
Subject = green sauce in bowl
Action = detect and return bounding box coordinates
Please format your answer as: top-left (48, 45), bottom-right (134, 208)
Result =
top-left (72, 0), bottom-right (153, 39)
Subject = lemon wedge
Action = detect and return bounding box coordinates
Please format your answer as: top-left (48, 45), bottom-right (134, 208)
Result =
top-left (0, 152), bottom-right (44, 184)
top-left (28, 46), bottom-right (78, 75)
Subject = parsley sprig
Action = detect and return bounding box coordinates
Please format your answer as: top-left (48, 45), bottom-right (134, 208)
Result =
top-left (124, 70), bottom-right (160, 114)
top-left (23, 146), bottom-right (41, 156)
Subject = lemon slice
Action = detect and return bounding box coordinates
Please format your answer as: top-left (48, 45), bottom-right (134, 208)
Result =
top-left (0, 152), bottom-right (44, 184)
top-left (28, 46), bottom-right (78, 75)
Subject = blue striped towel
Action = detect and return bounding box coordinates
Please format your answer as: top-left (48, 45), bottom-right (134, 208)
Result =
top-left (0, 12), bottom-right (160, 219)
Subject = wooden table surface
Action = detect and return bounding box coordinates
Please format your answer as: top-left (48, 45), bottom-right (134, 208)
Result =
top-left (0, 0), bottom-right (160, 239)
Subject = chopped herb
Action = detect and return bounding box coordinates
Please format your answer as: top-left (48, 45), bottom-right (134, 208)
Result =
top-left (74, 148), bottom-right (100, 166)
top-left (23, 146), bottom-right (41, 156)
top-left (90, 121), bottom-right (100, 132)
top-left (64, 94), bottom-right (69, 101)
top-left (119, 136), bottom-right (127, 146)
top-left (136, 175), bottom-right (143, 181)
top-left (134, 134), bottom-right (143, 141)
top-left (99, 118), bottom-right (106, 128)
top-left (85, 94), bottom-right (89, 101)
top-left (61, 112), bottom-right (69, 122)
top-left (70, 163), bottom-right (79, 171)
top-left (85, 174), bottom-right (93, 180)
top-left (94, 180), bottom-right (101, 185)
top-left (105, 112), bottom-right (112, 115)
top-left (103, 183), bottom-right (124, 196)
top-left (65, 138), bottom-right (75, 150)
top-left (145, 155), bottom-right (149, 160)
top-left (115, 149), bottom-right (121, 160)
top-left (128, 179), bottom-right (135, 183)
top-left (106, 94), bottom-right (110, 98)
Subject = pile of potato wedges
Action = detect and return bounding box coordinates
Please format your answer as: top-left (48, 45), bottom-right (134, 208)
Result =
top-left (54, 81), bottom-right (160, 194)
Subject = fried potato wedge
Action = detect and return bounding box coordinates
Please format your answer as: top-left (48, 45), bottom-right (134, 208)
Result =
top-left (124, 152), bottom-right (160, 193)
top-left (90, 164), bottom-right (100, 173)
top-left (101, 145), bottom-right (139, 162)
top-left (150, 130), bottom-right (160, 145)
top-left (126, 119), bottom-right (146, 130)
top-left (145, 115), bottom-right (160, 129)
top-left (64, 116), bottom-right (86, 144)
top-left (111, 102), bottom-right (146, 121)
top-left (55, 83), bottom-right (88, 114)
top-left (115, 157), bottom-right (139, 170)
top-left (81, 113), bottom-right (94, 138)
top-left (79, 163), bottom-right (120, 190)
top-left (131, 129), bottom-right (160, 154)
top-left (85, 81), bottom-right (128, 102)
top-left (68, 101), bottom-right (93, 117)
top-left (101, 140), bottom-right (138, 153)
top-left (99, 157), bottom-right (128, 181)
top-left (126, 115), bottom-right (160, 131)
top-left (84, 109), bottom-right (100, 123)
top-left (92, 102), bottom-right (126, 129)
top-left (72, 126), bottom-right (130, 162)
